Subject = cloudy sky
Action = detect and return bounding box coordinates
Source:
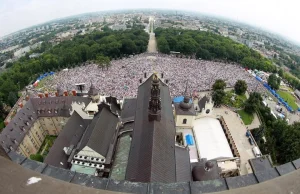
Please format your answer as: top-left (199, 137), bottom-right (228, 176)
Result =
top-left (0, 0), bottom-right (299, 44)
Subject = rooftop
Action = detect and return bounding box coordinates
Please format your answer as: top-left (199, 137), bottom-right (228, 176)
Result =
top-left (44, 111), bottom-right (90, 168)
top-left (125, 74), bottom-right (177, 183)
top-left (193, 117), bottom-right (233, 160)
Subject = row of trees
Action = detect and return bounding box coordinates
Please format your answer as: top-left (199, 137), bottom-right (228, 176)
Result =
top-left (247, 93), bottom-right (300, 164)
top-left (211, 79), bottom-right (247, 106)
top-left (0, 28), bottom-right (149, 125)
top-left (155, 28), bottom-right (276, 72)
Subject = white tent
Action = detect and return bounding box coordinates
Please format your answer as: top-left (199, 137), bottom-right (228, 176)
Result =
top-left (193, 117), bottom-right (233, 160)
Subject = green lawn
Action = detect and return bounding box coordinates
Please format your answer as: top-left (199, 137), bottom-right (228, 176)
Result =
top-left (224, 90), bottom-right (247, 108)
top-left (238, 109), bottom-right (254, 125)
top-left (37, 135), bottom-right (57, 158)
top-left (277, 90), bottom-right (299, 110)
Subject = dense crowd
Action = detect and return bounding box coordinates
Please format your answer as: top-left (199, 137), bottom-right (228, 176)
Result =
top-left (33, 54), bottom-right (267, 99)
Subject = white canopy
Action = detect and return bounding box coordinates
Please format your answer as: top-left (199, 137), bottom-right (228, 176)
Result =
top-left (193, 117), bottom-right (233, 160)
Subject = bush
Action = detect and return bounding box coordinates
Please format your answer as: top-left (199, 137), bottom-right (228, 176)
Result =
top-left (30, 154), bottom-right (44, 162)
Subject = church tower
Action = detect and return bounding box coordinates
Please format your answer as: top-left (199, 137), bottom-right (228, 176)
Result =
top-left (148, 74), bottom-right (161, 121)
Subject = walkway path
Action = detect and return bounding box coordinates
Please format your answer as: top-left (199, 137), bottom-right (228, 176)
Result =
top-left (147, 17), bottom-right (157, 53)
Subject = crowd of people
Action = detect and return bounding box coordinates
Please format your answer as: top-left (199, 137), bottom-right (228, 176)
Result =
top-left (33, 53), bottom-right (267, 99)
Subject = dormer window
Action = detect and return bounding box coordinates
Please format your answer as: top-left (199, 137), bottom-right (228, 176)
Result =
top-left (20, 126), bottom-right (25, 131)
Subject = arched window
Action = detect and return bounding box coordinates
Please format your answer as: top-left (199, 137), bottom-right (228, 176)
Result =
top-left (206, 109), bottom-right (210, 114)
top-left (183, 119), bottom-right (187, 124)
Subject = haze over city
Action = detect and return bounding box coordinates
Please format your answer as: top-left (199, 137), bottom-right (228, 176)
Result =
top-left (0, 0), bottom-right (299, 44)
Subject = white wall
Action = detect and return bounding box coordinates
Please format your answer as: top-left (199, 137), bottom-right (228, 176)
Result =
top-left (176, 115), bottom-right (195, 128)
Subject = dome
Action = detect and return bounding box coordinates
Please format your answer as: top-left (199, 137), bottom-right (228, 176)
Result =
top-left (205, 161), bottom-right (214, 170)
top-left (179, 96), bottom-right (192, 110)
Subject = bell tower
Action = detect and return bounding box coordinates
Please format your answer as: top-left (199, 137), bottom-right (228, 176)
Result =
top-left (148, 74), bottom-right (161, 121)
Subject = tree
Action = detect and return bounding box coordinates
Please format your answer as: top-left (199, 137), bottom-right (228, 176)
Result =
top-left (96, 55), bottom-right (110, 71)
top-left (7, 92), bottom-right (18, 107)
top-left (268, 74), bottom-right (281, 90)
top-left (30, 154), bottom-right (44, 162)
top-left (278, 68), bottom-right (284, 77)
top-left (157, 37), bottom-right (170, 54)
top-left (244, 92), bottom-right (262, 114)
top-left (212, 89), bottom-right (226, 107)
top-left (0, 100), bottom-right (7, 117)
top-left (121, 39), bottom-right (137, 55)
top-left (234, 80), bottom-right (247, 95)
top-left (196, 48), bottom-right (212, 60)
top-left (212, 79), bottom-right (226, 91)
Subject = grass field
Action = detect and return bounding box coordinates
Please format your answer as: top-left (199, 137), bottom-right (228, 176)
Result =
top-left (224, 90), bottom-right (247, 108)
top-left (38, 135), bottom-right (57, 158)
top-left (238, 109), bottom-right (254, 125)
top-left (277, 90), bottom-right (298, 110)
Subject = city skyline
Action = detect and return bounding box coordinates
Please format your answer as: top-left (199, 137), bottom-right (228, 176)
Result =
top-left (0, 0), bottom-right (300, 44)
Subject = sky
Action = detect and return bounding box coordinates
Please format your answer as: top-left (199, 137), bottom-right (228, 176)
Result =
top-left (0, 0), bottom-right (299, 44)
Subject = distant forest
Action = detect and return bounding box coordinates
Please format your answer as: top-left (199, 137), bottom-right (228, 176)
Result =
top-left (155, 28), bottom-right (300, 90)
top-left (0, 28), bottom-right (149, 126)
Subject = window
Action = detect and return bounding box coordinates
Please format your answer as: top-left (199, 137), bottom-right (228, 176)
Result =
top-left (183, 119), bottom-right (187, 124)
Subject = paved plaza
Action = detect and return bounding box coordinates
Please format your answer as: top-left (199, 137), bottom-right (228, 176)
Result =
top-left (212, 107), bottom-right (256, 175)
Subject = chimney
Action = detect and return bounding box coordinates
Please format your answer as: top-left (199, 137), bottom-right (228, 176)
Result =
top-left (44, 92), bottom-right (49, 98)
top-left (64, 91), bottom-right (68, 96)
top-left (148, 74), bottom-right (161, 121)
top-left (139, 78), bottom-right (142, 83)
top-left (18, 103), bottom-right (23, 108)
top-left (4, 121), bottom-right (9, 126)
top-left (55, 92), bottom-right (59, 97)
top-left (161, 73), bottom-right (164, 78)
top-left (25, 95), bottom-right (29, 101)
top-left (72, 90), bottom-right (77, 96)
top-left (144, 72), bottom-right (147, 78)
top-left (38, 93), bottom-right (43, 98)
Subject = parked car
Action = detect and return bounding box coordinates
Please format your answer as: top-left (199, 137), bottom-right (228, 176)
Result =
top-left (248, 137), bottom-right (254, 145)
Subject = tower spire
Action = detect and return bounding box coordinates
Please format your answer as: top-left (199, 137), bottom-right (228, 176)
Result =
top-left (180, 80), bottom-right (192, 110)
top-left (148, 74), bottom-right (161, 121)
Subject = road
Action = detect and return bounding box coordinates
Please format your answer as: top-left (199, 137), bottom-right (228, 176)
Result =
top-left (147, 17), bottom-right (157, 53)
top-left (264, 94), bottom-right (300, 124)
